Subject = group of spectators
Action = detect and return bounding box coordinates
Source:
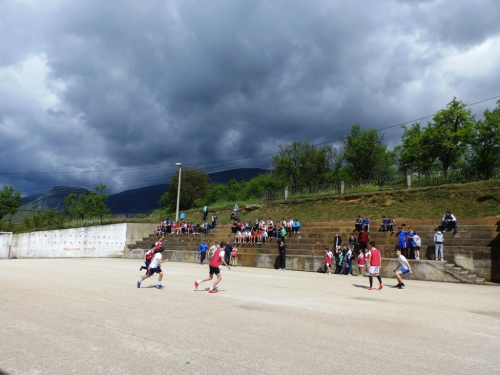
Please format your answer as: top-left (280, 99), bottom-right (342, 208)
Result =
top-left (155, 219), bottom-right (213, 238)
top-left (231, 217), bottom-right (301, 245)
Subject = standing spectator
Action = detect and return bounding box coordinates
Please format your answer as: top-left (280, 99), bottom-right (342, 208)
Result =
top-left (324, 247), bottom-right (333, 274)
top-left (340, 245), bottom-right (349, 275)
top-left (224, 242), bottom-right (232, 265)
top-left (355, 216), bottom-right (363, 232)
top-left (441, 211), bottom-right (458, 234)
top-left (364, 248), bottom-right (371, 277)
top-left (406, 227), bottom-right (415, 259)
top-left (413, 231), bottom-right (421, 260)
top-left (396, 227), bottom-right (407, 257)
top-left (394, 248), bottom-right (412, 289)
top-left (387, 216), bottom-right (396, 233)
top-left (357, 228), bottom-right (370, 252)
top-left (231, 245), bottom-right (238, 266)
top-left (366, 241), bottom-right (383, 290)
top-left (349, 233), bottom-right (356, 249)
top-left (278, 240), bottom-right (287, 271)
top-left (333, 233), bottom-right (342, 251)
top-left (203, 205), bottom-right (209, 221)
top-left (345, 246), bottom-right (353, 276)
top-left (197, 240), bottom-right (208, 265)
top-left (357, 250), bottom-right (365, 277)
top-left (231, 202), bottom-right (239, 220)
top-left (180, 211), bottom-right (186, 222)
top-left (363, 217), bottom-right (371, 232)
top-left (434, 228), bottom-right (445, 261)
top-left (211, 212), bottom-right (218, 230)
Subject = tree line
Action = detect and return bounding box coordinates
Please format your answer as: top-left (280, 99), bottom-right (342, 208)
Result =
top-left (160, 98), bottom-right (500, 211)
top-left (1, 98), bottom-right (499, 220)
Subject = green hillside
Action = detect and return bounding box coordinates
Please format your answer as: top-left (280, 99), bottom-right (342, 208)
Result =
top-left (154, 180), bottom-right (500, 224)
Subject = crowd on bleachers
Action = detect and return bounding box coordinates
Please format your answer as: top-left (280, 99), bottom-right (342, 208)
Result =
top-left (231, 217), bottom-right (301, 245)
top-left (155, 219), bottom-right (212, 238)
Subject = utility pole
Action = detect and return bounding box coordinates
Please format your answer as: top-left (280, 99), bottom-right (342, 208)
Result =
top-left (270, 154), bottom-right (273, 175)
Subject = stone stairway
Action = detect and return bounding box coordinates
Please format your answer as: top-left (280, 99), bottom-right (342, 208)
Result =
top-left (128, 218), bottom-right (500, 284)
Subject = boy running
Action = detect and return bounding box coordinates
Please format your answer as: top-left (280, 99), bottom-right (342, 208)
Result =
top-left (194, 245), bottom-right (231, 293)
top-left (366, 241), bottom-right (383, 290)
top-left (139, 243), bottom-right (156, 272)
top-left (137, 247), bottom-right (169, 289)
top-left (394, 248), bottom-right (413, 289)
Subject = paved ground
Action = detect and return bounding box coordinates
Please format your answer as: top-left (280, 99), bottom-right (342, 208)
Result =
top-left (0, 258), bottom-right (499, 375)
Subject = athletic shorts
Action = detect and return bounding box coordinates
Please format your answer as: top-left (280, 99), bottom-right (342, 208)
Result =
top-left (398, 240), bottom-right (407, 249)
top-left (325, 262), bottom-right (331, 267)
top-left (401, 269), bottom-right (410, 274)
top-left (413, 246), bottom-right (420, 251)
top-left (146, 266), bottom-right (162, 276)
top-left (358, 264), bottom-right (365, 268)
top-left (209, 266), bottom-right (220, 275)
top-left (368, 266), bottom-right (380, 275)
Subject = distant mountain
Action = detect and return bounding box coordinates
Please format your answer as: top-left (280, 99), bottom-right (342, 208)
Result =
top-left (20, 168), bottom-right (269, 214)
top-left (21, 186), bottom-right (89, 211)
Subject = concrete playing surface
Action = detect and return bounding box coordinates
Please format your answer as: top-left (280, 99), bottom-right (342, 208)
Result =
top-left (0, 259), bottom-right (499, 375)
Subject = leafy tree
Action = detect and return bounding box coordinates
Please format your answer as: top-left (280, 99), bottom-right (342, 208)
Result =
top-left (241, 173), bottom-right (285, 199)
top-left (341, 124), bottom-right (394, 180)
top-left (423, 98), bottom-right (475, 175)
top-left (21, 210), bottom-right (62, 230)
top-left (0, 185), bottom-right (22, 221)
top-left (161, 168), bottom-right (210, 211)
top-left (468, 100), bottom-right (500, 178)
top-left (64, 183), bottom-right (111, 220)
top-left (395, 123), bottom-right (436, 176)
top-left (273, 141), bottom-right (333, 189)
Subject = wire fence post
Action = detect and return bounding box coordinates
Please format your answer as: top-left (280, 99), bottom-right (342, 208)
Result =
top-left (407, 174), bottom-right (412, 188)
top-left (285, 186), bottom-right (288, 200)
top-left (340, 181), bottom-right (345, 195)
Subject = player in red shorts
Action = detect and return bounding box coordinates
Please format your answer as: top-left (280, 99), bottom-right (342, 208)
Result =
top-left (194, 245), bottom-right (231, 293)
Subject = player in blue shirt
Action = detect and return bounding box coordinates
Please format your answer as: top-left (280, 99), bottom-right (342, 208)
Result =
top-left (396, 227), bottom-right (407, 257)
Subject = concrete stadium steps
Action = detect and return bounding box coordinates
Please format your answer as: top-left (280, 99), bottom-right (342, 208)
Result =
top-left (129, 218), bottom-right (500, 283)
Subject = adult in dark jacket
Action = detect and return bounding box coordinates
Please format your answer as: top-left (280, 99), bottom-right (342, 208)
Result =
top-left (278, 241), bottom-right (287, 271)
top-left (333, 233), bottom-right (342, 250)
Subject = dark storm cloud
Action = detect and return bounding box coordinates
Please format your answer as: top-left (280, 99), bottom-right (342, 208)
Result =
top-left (1, 0), bottom-right (500, 195)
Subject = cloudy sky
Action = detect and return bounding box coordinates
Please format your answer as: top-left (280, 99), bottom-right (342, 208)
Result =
top-left (1, 0), bottom-right (500, 196)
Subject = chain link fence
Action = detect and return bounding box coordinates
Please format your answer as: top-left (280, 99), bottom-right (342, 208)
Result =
top-left (261, 169), bottom-right (500, 203)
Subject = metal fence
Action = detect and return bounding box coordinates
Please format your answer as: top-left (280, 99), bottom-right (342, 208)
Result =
top-left (261, 169), bottom-right (500, 202)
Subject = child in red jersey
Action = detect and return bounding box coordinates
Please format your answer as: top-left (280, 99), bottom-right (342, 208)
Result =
top-left (324, 248), bottom-right (333, 274)
top-left (357, 250), bottom-right (365, 277)
top-left (139, 243), bottom-right (156, 272)
top-left (366, 241), bottom-right (383, 290)
top-left (194, 245), bottom-right (231, 293)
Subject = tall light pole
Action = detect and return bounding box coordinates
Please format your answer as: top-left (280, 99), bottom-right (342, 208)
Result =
top-left (175, 163), bottom-right (182, 223)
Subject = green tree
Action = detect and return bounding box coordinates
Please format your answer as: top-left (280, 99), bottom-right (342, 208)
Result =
top-left (161, 168), bottom-right (210, 211)
top-left (64, 183), bottom-right (111, 220)
top-left (273, 141), bottom-right (333, 189)
top-left (395, 123), bottom-right (436, 176)
top-left (423, 98), bottom-right (475, 175)
top-left (468, 100), bottom-right (500, 178)
top-left (0, 185), bottom-right (22, 221)
top-left (341, 124), bottom-right (394, 180)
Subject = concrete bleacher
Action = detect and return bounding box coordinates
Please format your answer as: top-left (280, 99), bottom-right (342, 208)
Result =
top-left (128, 218), bottom-right (500, 284)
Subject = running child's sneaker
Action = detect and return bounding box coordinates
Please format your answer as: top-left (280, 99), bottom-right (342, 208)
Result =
top-left (378, 284), bottom-right (384, 290)
top-left (137, 280), bottom-right (141, 288)
top-left (157, 284), bottom-right (162, 289)
top-left (194, 281), bottom-right (199, 290)
top-left (368, 287), bottom-right (373, 290)
top-left (208, 289), bottom-right (218, 293)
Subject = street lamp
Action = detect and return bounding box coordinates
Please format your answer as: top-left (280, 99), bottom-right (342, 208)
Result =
top-left (175, 163), bottom-right (182, 223)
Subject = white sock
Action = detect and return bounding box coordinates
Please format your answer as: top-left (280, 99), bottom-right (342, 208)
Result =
top-left (209, 286), bottom-right (213, 290)
top-left (137, 279), bottom-right (141, 283)
top-left (197, 280), bottom-right (202, 284)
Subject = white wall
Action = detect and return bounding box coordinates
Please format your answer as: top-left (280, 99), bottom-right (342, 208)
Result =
top-left (11, 224), bottom-right (129, 258)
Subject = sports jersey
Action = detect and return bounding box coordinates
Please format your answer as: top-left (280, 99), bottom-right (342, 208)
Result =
top-left (145, 249), bottom-right (155, 260)
top-left (149, 253), bottom-right (162, 269)
top-left (357, 252), bottom-right (365, 265)
top-left (397, 254), bottom-right (409, 270)
top-left (209, 249), bottom-right (225, 267)
top-left (369, 248), bottom-right (381, 266)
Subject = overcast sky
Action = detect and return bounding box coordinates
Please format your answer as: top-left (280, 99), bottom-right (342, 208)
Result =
top-left (1, 0), bottom-right (500, 196)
